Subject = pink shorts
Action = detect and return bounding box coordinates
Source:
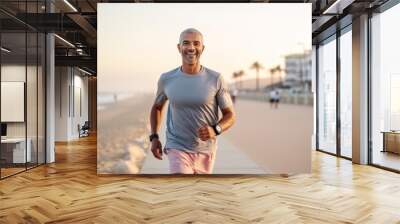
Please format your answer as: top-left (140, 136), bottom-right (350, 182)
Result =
top-left (166, 148), bottom-right (216, 174)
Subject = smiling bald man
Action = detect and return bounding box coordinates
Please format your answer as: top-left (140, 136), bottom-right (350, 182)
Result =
top-left (149, 28), bottom-right (236, 174)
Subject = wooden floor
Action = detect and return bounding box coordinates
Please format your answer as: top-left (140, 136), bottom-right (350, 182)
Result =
top-left (1, 135), bottom-right (400, 223)
top-left (1, 167), bottom-right (26, 178)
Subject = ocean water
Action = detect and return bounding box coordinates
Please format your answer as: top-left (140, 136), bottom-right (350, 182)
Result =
top-left (97, 92), bottom-right (136, 110)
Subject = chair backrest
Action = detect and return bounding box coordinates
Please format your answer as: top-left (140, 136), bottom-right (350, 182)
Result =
top-left (82, 121), bottom-right (90, 129)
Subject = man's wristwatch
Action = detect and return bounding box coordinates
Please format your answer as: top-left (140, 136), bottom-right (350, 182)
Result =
top-left (212, 124), bottom-right (222, 136)
top-left (149, 133), bottom-right (159, 142)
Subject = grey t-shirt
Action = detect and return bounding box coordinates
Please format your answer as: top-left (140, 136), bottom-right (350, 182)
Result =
top-left (154, 66), bottom-right (233, 153)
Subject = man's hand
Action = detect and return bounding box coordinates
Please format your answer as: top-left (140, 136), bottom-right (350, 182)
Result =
top-left (198, 126), bottom-right (216, 141)
top-left (151, 139), bottom-right (163, 160)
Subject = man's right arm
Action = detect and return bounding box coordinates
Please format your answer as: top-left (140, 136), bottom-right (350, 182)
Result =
top-left (150, 75), bottom-right (168, 160)
top-left (150, 103), bottom-right (165, 135)
top-left (149, 101), bottom-right (166, 160)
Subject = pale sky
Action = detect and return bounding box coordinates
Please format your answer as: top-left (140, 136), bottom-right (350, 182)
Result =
top-left (98, 3), bottom-right (311, 94)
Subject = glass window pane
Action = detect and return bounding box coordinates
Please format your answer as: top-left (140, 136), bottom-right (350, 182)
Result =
top-left (0, 1), bottom-right (46, 179)
top-left (318, 36), bottom-right (337, 154)
top-left (340, 29), bottom-right (352, 158)
top-left (371, 3), bottom-right (400, 171)
top-left (1, 31), bottom-right (27, 177)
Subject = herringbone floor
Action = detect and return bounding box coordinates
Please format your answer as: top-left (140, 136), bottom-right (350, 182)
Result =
top-left (1, 135), bottom-right (400, 223)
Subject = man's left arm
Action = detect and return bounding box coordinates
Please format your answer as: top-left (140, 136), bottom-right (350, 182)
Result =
top-left (198, 106), bottom-right (236, 141)
top-left (198, 74), bottom-right (236, 141)
top-left (217, 107), bottom-right (236, 133)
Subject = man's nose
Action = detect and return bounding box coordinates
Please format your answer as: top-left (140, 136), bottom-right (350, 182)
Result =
top-left (187, 43), bottom-right (195, 50)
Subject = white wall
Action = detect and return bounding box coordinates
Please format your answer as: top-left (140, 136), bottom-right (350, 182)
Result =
top-left (1, 65), bottom-right (38, 138)
top-left (1, 65), bottom-right (26, 131)
top-left (55, 67), bottom-right (89, 141)
top-left (74, 71), bottom-right (89, 138)
top-left (55, 67), bottom-right (70, 141)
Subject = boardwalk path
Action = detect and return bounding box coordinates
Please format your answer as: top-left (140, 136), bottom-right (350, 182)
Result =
top-left (141, 99), bottom-right (313, 174)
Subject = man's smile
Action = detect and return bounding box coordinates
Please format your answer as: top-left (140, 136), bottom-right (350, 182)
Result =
top-left (184, 51), bottom-right (198, 60)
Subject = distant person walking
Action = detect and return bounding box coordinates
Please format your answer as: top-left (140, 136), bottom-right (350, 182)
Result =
top-left (230, 87), bottom-right (238, 104)
top-left (149, 28), bottom-right (236, 174)
top-left (269, 89), bottom-right (280, 109)
top-left (113, 93), bottom-right (118, 103)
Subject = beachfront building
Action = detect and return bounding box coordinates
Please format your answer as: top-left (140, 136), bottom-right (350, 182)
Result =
top-left (1, 0), bottom-right (400, 223)
top-left (283, 51), bottom-right (312, 92)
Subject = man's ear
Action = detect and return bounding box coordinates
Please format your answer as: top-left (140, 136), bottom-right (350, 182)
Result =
top-left (177, 44), bottom-right (181, 53)
top-left (202, 45), bottom-right (205, 52)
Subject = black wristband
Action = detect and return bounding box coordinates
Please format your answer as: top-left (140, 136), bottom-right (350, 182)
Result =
top-left (212, 126), bottom-right (218, 136)
top-left (149, 133), bottom-right (159, 142)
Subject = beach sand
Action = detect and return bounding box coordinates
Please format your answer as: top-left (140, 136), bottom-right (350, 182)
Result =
top-left (97, 93), bottom-right (153, 174)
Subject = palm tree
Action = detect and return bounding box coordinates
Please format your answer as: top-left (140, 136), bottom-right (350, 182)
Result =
top-left (275, 65), bottom-right (282, 86)
top-left (237, 70), bottom-right (245, 90)
top-left (250, 61), bottom-right (264, 91)
top-left (269, 65), bottom-right (282, 87)
top-left (232, 70), bottom-right (245, 89)
top-left (269, 67), bottom-right (276, 87)
top-left (232, 72), bottom-right (239, 88)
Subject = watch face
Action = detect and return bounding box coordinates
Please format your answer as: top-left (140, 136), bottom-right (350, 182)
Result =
top-left (216, 125), bottom-right (222, 134)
